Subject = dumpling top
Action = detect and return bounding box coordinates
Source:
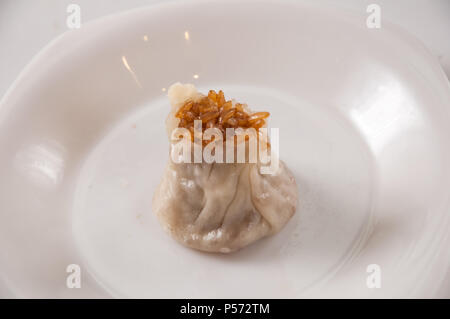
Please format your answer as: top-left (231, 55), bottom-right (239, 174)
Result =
top-left (168, 82), bottom-right (269, 138)
top-left (152, 83), bottom-right (298, 253)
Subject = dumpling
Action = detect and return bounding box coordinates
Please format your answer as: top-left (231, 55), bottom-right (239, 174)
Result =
top-left (152, 83), bottom-right (298, 253)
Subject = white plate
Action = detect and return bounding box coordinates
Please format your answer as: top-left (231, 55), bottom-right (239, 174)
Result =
top-left (1, 0), bottom-right (449, 298)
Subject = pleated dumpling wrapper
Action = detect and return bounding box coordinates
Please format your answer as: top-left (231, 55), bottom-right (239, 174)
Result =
top-left (152, 83), bottom-right (298, 253)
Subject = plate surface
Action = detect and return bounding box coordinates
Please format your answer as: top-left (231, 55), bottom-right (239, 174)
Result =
top-left (1, 0), bottom-right (449, 298)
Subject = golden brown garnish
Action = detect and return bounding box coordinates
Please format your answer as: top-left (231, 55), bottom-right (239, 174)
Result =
top-left (175, 89), bottom-right (270, 143)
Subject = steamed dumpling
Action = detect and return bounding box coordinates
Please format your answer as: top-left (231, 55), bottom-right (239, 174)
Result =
top-left (152, 83), bottom-right (298, 253)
